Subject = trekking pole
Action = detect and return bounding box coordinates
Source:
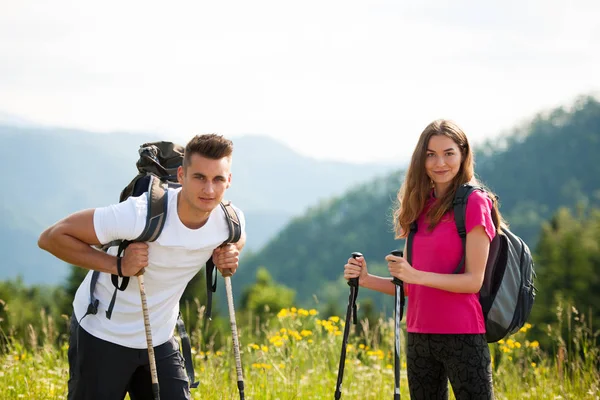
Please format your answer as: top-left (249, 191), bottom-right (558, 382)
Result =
top-left (334, 251), bottom-right (363, 400)
top-left (389, 250), bottom-right (405, 400)
top-left (222, 269), bottom-right (245, 400)
top-left (138, 273), bottom-right (160, 400)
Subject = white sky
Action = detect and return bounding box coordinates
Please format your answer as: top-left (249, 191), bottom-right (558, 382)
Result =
top-left (1, 0), bottom-right (598, 163)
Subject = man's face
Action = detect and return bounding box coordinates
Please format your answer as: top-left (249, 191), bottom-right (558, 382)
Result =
top-left (178, 153), bottom-right (232, 214)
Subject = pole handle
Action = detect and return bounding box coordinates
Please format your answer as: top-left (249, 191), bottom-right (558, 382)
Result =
top-left (389, 250), bottom-right (404, 286)
top-left (348, 252), bottom-right (362, 287)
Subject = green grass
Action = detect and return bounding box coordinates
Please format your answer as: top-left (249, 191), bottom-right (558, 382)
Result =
top-left (1, 306), bottom-right (599, 399)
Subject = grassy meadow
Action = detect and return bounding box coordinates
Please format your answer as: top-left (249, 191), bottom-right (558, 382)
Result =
top-left (0, 305), bottom-right (598, 399)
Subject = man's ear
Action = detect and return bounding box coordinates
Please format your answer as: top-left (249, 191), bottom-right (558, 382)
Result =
top-left (226, 173), bottom-right (232, 189)
top-left (177, 166), bottom-right (184, 185)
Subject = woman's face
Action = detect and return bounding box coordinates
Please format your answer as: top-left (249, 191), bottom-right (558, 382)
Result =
top-left (425, 135), bottom-right (462, 190)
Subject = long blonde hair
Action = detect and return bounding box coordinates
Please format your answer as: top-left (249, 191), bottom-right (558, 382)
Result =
top-left (393, 119), bottom-right (504, 238)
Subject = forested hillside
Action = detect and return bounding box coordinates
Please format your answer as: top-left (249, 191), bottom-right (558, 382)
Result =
top-left (236, 96), bottom-right (600, 310)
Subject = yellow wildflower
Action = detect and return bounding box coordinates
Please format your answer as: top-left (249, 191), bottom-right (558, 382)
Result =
top-left (277, 309), bottom-right (289, 318)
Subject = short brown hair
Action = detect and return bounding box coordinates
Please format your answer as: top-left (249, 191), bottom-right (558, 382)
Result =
top-left (183, 134), bottom-right (233, 168)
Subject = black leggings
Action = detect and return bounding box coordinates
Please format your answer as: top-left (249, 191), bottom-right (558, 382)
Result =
top-left (406, 333), bottom-right (494, 400)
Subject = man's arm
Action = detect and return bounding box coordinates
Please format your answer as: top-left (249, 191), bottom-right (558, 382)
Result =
top-left (38, 209), bottom-right (147, 277)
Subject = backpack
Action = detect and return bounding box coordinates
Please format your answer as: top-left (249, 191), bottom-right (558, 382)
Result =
top-left (83, 141), bottom-right (242, 387)
top-left (406, 183), bottom-right (536, 343)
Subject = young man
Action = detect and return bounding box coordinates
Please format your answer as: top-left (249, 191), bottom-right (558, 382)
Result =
top-left (38, 134), bottom-right (246, 400)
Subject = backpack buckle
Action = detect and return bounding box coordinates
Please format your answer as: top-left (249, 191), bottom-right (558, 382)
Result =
top-left (86, 299), bottom-right (99, 316)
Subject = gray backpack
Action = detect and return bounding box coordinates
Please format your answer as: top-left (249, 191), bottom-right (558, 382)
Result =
top-left (453, 184), bottom-right (536, 342)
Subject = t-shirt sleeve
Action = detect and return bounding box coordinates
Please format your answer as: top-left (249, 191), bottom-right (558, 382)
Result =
top-left (93, 195), bottom-right (148, 245)
top-left (465, 190), bottom-right (496, 243)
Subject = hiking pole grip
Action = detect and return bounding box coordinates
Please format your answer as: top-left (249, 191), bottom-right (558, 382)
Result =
top-left (389, 250), bottom-right (404, 286)
top-left (223, 271), bottom-right (245, 400)
top-left (138, 273), bottom-right (160, 400)
top-left (349, 252), bottom-right (362, 324)
top-left (348, 252), bottom-right (362, 288)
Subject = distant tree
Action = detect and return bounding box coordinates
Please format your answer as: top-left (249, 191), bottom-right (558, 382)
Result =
top-left (241, 267), bottom-right (295, 321)
top-left (530, 205), bottom-right (600, 346)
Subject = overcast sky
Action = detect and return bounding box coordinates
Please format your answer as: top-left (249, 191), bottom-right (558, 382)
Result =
top-left (1, 0), bottom-right (598, 163)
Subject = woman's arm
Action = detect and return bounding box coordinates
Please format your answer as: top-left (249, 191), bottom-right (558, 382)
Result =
top-left (360, 274), bottom-right (396, 296)
top-left (343, 255), bottom-right (396, 296)
top-left (387, 225), bottom-right (490, 294)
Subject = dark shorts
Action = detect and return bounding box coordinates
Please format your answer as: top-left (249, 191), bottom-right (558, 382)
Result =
top-left (406, 333), bottom-right (494, 400)
top-left (68, 316), bottom-right (191, 400)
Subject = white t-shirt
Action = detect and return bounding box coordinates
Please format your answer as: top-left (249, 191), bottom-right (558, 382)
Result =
top-left (72, 187), bottom-right (245, 349)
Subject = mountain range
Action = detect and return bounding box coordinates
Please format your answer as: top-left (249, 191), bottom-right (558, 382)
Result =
top-left (0, 124), bottom-right (395, 284)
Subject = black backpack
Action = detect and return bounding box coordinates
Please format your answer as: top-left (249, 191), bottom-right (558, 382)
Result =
top-left (406, 184), bottom-right (536, 343)
top-left (83, 141), bottom-right (242, 387)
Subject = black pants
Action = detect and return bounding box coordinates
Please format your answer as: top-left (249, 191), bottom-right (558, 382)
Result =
top-left (68, 316), bottom-right (191, 400)
top-left (406, 333), bottom-right (494, 400)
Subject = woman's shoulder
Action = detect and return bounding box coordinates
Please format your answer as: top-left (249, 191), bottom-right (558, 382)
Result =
top-left (467, 187), bottom-right (493, 209)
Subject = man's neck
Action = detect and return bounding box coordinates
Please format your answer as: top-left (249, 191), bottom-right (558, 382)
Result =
top-left (177, 192), bottom-right (211, 229)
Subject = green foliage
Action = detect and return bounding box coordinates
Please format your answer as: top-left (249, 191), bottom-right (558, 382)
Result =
top-left (1, 305), bottom-right (598, 399)
top-left (236, 174), bottom-right (405, 308)
top-left (530, 205), bottom-right (600, 346)
top-left (0, 277), bottom-right (69, 350)
top-left (241, 267), bottom-right (295, 319)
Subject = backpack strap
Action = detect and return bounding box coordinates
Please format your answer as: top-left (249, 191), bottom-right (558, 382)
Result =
top-left (406, 221), bottom-right (418, 266)
top-left (204, 201), bottom-right (242, 320)
top-left (134, 175), bottom-right (169, 242)
top-left (176, 313), bottom-right (199, 388)
top-left (452, 184), bottom-right (481, 274)
top-left (87, 175), bottom-right (169, 320)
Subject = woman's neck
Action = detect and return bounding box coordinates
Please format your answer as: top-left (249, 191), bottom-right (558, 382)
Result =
top-left (433, 182), bottom-right (451, 198)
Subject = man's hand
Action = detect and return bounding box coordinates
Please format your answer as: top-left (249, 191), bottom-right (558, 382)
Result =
top-left (121, 242), bottom-right (149, 276)
top-left (212, 244), bottom-right (240, 276)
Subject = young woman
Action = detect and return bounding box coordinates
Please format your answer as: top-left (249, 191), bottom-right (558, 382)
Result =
top-left (343, 119), bottom-right (503, 399)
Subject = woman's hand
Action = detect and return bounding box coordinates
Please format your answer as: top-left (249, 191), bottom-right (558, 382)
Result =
top-left (343, 255), bottom-right (368, 283)
top-left (385, 253), bottom-right (422, 284)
